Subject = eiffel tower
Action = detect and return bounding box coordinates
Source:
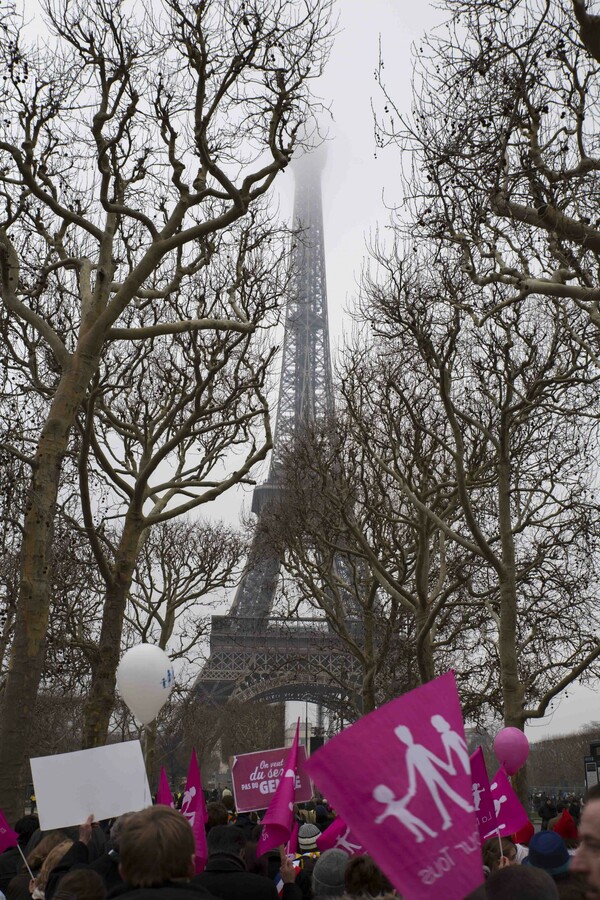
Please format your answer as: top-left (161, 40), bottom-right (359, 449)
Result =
top-left (195, 150), bottom-right (361, 711)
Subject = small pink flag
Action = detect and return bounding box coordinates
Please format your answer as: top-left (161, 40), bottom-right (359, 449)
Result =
top-left (483, 766), bottom-right (529, 840)
top-left (181, 749), bottom-right (209, 873)
top-left (258, 719), bottom-right (301, 857)
top-left (0, 808), bottom-right (18, 854)
top-left (317, 816), bottom-right (365, 855)
top-left (156, 767), bottom-right (174, 807)
top-left (305, 672), bottom-right (483, 900)
top-left (286, 819), bottom-right (299, 856)
top-left (469, 748), bottom-right (497, 844)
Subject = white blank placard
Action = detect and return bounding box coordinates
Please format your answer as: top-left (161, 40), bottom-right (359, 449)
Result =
top-left (30, 740), bottom-right (152, 830)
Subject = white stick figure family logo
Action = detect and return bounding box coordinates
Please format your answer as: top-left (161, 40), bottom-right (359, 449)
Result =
top-left (181, 786), bottom-right (196, 825)
top-left (373, 715), bottom-right (474, 843)
top-left (333, 826), bottom-right (362, 854)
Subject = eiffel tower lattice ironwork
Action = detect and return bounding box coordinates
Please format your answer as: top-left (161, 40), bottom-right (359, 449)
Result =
top-left (196, 151), bottom-right (361, 710)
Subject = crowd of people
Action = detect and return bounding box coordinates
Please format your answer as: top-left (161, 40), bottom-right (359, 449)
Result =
top-left (2, 784), bottom-right (600, 900)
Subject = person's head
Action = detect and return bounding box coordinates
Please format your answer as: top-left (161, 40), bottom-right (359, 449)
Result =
top-left (206, 825), bottom-right (246, 859)
top-left (298, 823), bottom-right (320, 853)
top-left (243, 841), bottom-right (268, 877)
top-left (312, 849), bottom-right (349, 898)
top-left (585, 785), bottom-right (600, 805)
top-left (344, 854), bottom-right (393, 896)
top-left (221, 794), bottom-right (235, 813)
top-left (32, 840), bottom-right (73, 897)
top-left (206, 802), bottom-right (229, 832)
top-left (525, 831), bottom-right (571, 878)
top-left (482, 837), bottom-right (517, 873)
top-left (53, 869), bottom-right (106, 900)
top-left (118, 807), bottom-right (195, 887)
top-left (466, 865), bottom-right (560, 899)
top-left (572, 797), bottom-right (600, 893)
top-left (553, 872), bottom-right (589, 899)
top-left (14, 816), bottom-right (39, 848)
top-left (108, 813), bottom-right (136, 854)
top-left (26, 833), bottom-right (71, 873)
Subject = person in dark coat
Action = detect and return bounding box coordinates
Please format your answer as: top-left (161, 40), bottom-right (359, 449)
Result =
top-left (0, 817), bottom-right (39, 895)
top-left (106, 807), bottom-right (218, 900)
top-left (193, 826), bottom-right (277, 900)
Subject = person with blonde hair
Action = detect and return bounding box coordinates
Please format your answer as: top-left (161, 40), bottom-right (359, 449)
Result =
top-left (30, 842), bottom-right (74, 900)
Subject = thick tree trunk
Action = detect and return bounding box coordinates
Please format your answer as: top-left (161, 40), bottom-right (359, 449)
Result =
top-left (82, 513), bottom-right (143, 748)
top-left (0, 351), bottom-right (101, 820)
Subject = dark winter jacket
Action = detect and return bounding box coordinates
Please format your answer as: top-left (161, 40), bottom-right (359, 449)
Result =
top-left (193, 855), bottom-right (278, 900)
top-left (108, 881), bottom-right (219, 900)
top-left (0, 848), bottom-right (20, 895)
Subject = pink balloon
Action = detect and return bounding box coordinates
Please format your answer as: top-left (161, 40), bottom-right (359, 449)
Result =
top-left (494, 727), bottom-right (529, 776)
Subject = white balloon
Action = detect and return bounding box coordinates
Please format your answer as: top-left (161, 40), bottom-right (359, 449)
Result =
top-left (116, 644), bottom-right (175, 725)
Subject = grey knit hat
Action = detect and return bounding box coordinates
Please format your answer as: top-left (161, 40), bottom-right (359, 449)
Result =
top-left (298, 822), bottom-right (321, 851)
top-left (312, 848), bottom-right (349, 897)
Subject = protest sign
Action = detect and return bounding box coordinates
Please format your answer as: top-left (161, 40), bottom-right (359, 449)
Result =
top-left (469, 747), bottom-right (496, 843)
top-left (30, 740), bottom-right (152, 830)
top-left (483, 765), bottom-right (529, 840)
top-left (231, 742), bottom-right (311, 813)
top-left (306, 671), bottom-right (483, 900)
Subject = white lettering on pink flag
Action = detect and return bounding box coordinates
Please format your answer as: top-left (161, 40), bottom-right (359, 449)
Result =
top-left (317, 817), bottom-right (365, 856)
top-left (483, 765), bottom-right (529, 840)
top-left (469, 748), bottom-right (496, 843)
top-left (305, 672), bottom-right (483, 900)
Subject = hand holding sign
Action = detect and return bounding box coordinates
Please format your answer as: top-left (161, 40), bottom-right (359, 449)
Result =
top-left (116, 644), bottom-right (175, 725)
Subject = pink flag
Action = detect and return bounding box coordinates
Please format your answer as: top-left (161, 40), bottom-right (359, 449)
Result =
top-left (483, 766), bottom-right (529, 840)
top-left (156, 767), bottom-right (174, 807)
top-left (258, 720), bottom-right (301, 856)
top-left (0, 808), bottom-right (18, 854)
top-left (469, 748), bottom-right (496, 844)
top-left (286, 819), bottom-right (299, 856)
top-left (317, 816), bottom-right (365, 856)
top-left (305, 672), bottom-right (483, 900)
top-left (181, 749), bottom-right (208, 873)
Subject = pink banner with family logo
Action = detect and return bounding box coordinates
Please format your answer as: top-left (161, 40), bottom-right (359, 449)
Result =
top-left (317, 816), bottom-right (365, 856)
top-left (469, 748), bottom-right (496, 843)
top-left (305, 672), bottom-right (483, 900)
top-left (182, 749), bottom-right (208, 874)
top-left (0, 808), bottom-right (18, 854)
top-left (483, 765), bottom-right (529, 840)
top-left (231, 743), bottom-right (311, 813)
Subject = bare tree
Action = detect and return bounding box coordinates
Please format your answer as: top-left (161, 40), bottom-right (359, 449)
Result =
top-left (73, 210), bottom-right (287, 748)
top-left (352, 246), bottom-right (600, 794)
top-left (0, 0), bottom-right (334, 817)
top-left (376, 0), bottom-right (600, 345)
top-left (124, 518), bottom-right (246, 775)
